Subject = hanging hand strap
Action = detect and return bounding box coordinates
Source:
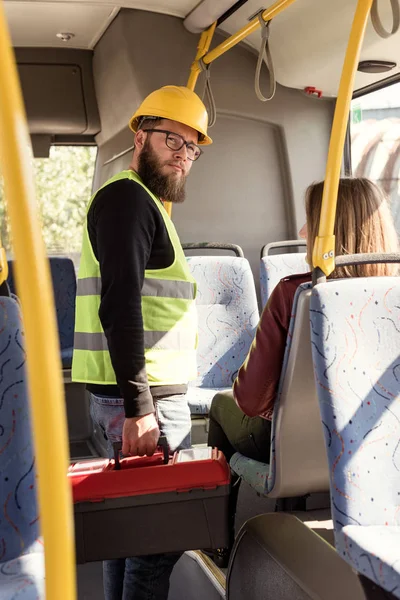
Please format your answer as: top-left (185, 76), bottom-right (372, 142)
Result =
top-left (200, 60), bottom-right (217, 127)
top-left (255, 15), bottom-right (276, 102)
top-left (371, 0), bottom-right (400, 38)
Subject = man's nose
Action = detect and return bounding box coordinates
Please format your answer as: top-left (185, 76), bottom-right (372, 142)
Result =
top-left (173, 145), bottom-right (188, 161)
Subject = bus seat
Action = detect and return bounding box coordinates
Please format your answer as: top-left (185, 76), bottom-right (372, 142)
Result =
top-left (226, 513), bottom-right (369, 600)
top-left (260, 241), bottom-right (308, 306)
top-left (0, 296), bottom-right (45, 599)
top-left (310, 277), bottom-right (400, 598)
top-left (186, 255), bottom-right (259, 415)
top-left (230, 283), bottom-right (330, 499)
top-left (8, 256), bottom-right (77, 369)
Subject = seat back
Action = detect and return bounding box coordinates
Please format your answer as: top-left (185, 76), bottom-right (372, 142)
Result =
top-left (266, 283), bottom-right (329, 497)
top-left (0, 296), bottom-right (39, 562)
top-left (310, 277), bottom-right (400, 529)
top-left (227, 514), bottom-right (368, 600)
top-left (260, 241), bottom-right (308, 306)
top-left (8, 256), bottom-right (77, 360)
top-left (227, 515), bottom-right (312, 600)
top-left (186, 255), bottom-right (259, 388)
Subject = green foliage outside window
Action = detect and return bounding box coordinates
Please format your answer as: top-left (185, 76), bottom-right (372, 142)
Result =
top-left (0, 145), bottom-right (97, 257)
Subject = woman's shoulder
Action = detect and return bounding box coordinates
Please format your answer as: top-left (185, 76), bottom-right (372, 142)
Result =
top-left (278, 271), bottom-right (312, 291)
top-left (265, 272), bottom-right (312, 321)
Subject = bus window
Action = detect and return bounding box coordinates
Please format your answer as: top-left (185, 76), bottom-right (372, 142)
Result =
top-left (350, 81), bottom-right (400, 235)
top-left (0, 145), bottom-right (97, 267)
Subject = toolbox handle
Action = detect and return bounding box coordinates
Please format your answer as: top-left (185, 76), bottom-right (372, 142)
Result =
top-left (112, 436), bottom-right (170, 469)
top-left (158, 436), bottom-right (170, 465)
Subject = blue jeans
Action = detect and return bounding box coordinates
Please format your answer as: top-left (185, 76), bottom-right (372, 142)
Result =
top-left (90, 393), bottom-right (191, 600)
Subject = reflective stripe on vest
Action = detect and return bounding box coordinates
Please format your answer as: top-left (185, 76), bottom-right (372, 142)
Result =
top-left (74, 329), bottom-right (196, 352)
top-left (77, 277), bottom-right (195, 300)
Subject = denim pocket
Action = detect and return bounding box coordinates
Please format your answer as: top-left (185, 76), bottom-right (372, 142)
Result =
top-left (90, 393), bottom-right (124, 444)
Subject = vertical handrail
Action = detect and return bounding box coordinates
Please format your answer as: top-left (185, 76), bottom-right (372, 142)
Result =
top-left (0, 3), bottom-right (76, 599)
top-left (163, 199), bottom-right (172, 218)
top-left (187, 21), bottom-right (217, 92)
top-left (161, 23), bottom-right (217, 219)
top-left (312, 0), bottom-right (374, 276)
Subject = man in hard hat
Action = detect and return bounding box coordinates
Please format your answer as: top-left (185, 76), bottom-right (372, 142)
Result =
top-left (72, 86), bottom-right (211, 600)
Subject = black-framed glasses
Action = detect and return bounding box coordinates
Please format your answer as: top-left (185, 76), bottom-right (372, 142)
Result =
top-left (143, 129), bottom-right (203, 161)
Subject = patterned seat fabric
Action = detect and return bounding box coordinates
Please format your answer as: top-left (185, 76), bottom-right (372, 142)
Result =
top-left (186, 386), bottom-right (231, 415)
top-left (230, 282), bottom-right (313, 495)
top-left (260, 253), bottom-right (308, 306)
top-left (187, 256), bottom-right (259, 415)
top-left (229, 454), bottom-right (270, 496)
top-left (337, 526), bottom-right (400, 596)
top-left (310, 277), bottom-right (400, 598)
top-left (8, 257), bottom-right (77, 368)
top-left (0, 296), bottom-right (44, 598)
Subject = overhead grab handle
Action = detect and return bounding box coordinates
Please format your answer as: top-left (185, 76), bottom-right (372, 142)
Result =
top-left (200, 60), bottom-right (217, 127)
top-left (371, 0), bottom-right (400, 38)
top-left (255, 14), bottom-right (276, 102)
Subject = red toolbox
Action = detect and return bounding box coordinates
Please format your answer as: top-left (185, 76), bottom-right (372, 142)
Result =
top-left (68, 445), bottom-right (231, 563)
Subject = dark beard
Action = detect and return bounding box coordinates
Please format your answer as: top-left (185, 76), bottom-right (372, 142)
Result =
top-left (137, 140), bottom-right (186, 204)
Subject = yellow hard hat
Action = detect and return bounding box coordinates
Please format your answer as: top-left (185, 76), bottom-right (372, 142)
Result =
top-left (129, 85), bottom-right (212, 145)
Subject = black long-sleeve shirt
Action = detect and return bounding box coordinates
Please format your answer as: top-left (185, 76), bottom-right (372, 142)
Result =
top-left (86, 178), bottom-right (187, 417)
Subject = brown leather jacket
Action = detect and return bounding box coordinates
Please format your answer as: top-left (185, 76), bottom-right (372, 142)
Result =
top-left (233, 272), bottom-right (311, 420)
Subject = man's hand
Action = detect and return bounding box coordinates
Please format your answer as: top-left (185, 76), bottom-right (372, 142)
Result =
top-left (122, 413), bottom-right (160, 457)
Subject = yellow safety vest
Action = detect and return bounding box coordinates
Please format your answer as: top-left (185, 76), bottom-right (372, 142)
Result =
top-left (72, 170), bottom-right (198, 387)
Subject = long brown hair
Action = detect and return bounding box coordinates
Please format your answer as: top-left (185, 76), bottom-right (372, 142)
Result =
top-left (305, 178), bottom-right (399, 278)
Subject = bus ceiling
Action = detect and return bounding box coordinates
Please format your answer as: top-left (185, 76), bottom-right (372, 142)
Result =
top-left (183, 0), bottom-right (249, 33)
top-left (3, 0), bottom-right (400, 98)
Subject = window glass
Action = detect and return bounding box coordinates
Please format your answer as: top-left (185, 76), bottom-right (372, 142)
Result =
top-left (0, 145), bottom-right (97, 266)
top-left (350, 82), bottom-right (400, 234)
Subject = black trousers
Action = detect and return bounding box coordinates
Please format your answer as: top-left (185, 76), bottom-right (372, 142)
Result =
top-left (208, 390), bottom-right (271, 463)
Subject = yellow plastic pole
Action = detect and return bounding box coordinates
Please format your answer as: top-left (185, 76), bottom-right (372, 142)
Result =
top-left (312, 0), bottom-right (374, 275)
top-left (187, 21), bottom-right (217, 92)
top-left (163, 24), bottom-right (217, 219)
top-left (0, 4), bottom-right (76, 600)
top-left (164, 200), bottom-right (172, 218)
top-left (202, 0), bottom-right (297, 67)
top-left (0, 237), bottom-right (8, 285)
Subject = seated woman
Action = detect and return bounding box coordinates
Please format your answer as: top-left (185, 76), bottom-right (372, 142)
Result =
top-left (208, 177), bottom-right (399, 463)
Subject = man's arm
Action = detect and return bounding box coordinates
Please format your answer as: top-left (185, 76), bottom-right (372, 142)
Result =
top-left (90, 179), bottom-right (160, 454)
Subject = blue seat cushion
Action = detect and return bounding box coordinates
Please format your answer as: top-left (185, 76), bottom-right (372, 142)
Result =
top-left (230, 452), bottom-right (270, 496)
top-left (0, 541), bottom-right (45, 600)
top-left (337, 525), bottom-right (400, 598)
top-left (186, 387), bottom-right (230, 415)
top-left (260, 253), bottom-right (308, 306)
top-left (7, 257), bottom-right (76, 355)
top-left (187, 256), bottom-right (259, 389)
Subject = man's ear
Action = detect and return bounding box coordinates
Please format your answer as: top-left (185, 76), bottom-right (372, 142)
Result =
top-left (135, 129), bottom-right (146, 152)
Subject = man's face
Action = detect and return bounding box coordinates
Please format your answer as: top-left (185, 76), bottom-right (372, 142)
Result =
top-left (136, 119), bottom-right (199, 203)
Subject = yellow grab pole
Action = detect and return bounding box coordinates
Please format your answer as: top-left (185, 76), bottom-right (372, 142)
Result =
top-left (0, 235), bottom-right (8, 285)
top-left (187, 21), bottom-right (217, 92)
top-left (202, 0), bottom-right (297, 67)
top-left (163, 24), bottom-right (217, 219)
top-left (0, 4), bottom-right (76, 600)
top-left (312, 0), bottom-right (374, 275)
top-left (164, 200), bottom-right (172, 218)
